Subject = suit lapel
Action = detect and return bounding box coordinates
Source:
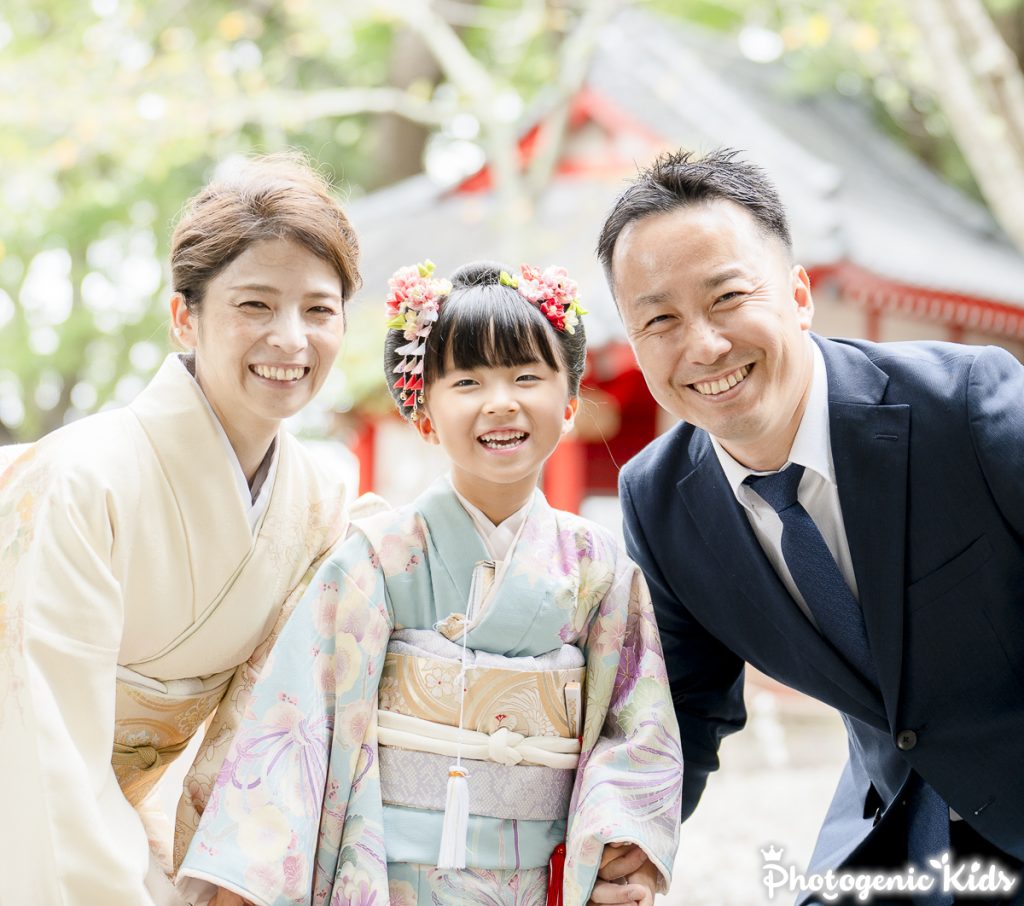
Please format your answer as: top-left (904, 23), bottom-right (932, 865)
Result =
top-left (678, 432), bottom-right (886, 728)
top-left (819, 337), bottom-right (909, 726)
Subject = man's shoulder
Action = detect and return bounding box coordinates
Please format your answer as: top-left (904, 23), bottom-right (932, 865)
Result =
top-left (820, 335), bottom-right (989, 380)
top-left (620, 419), bottom-right (707, 495)
top-left (818, 335), bottom-right (1015, 406)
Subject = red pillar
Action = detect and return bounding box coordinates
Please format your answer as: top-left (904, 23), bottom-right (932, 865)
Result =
top-left (352, 421), bottom-right (376, 496)
top-left (543, 435), bottom-right (585, 513)
top-left (865, 307), bottom-right (881, 342)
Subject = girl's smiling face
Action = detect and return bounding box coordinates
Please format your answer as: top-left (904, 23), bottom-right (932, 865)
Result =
top-left (383, 261), bottom-right (588, 523)
top-left (416, 356), bottom-right (578, 524)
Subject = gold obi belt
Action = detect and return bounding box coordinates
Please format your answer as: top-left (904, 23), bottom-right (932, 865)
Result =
top-left (111, 665), bottom-right (234, 807)
top-left (377, 630), bottom-right (585, 821)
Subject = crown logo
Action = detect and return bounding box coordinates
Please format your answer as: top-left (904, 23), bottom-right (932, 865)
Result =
top-left (761, 845), bottom-right (784, 863)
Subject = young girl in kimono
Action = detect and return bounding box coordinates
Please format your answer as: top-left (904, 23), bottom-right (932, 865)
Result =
top-left (180, 261), bottom-right (683, 906)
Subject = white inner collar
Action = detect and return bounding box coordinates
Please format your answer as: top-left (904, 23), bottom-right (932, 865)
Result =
top-left (176, 354), bottom-right (278, 530)
top-left (450, 479), bottom-right (533, 561)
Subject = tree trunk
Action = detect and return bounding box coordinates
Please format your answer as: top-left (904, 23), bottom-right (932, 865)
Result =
top-left (910, 0), bottom-right (1024, 251)
top-left (366, 26), bottom-right (441, 189)
top-left (526, 0), bottom-right (626, 198)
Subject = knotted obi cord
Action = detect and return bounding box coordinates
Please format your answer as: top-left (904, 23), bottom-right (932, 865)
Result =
top-left (378, 747), bottom-right (576, 821)
top-left (377, 711), bottom-right (581, 770)
top-left (111, 665), bottom-right (234, 807)
top-left (111, 739), bottom-right (191, 771)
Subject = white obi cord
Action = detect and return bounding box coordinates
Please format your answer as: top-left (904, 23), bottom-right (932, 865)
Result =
top-left (377, 710), bottom-right (581, 770)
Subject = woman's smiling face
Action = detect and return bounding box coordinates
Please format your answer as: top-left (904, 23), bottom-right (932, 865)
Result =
top-left (172, 237), bottom-right (345, 455)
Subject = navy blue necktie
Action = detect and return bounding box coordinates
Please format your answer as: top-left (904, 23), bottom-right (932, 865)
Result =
top-left (744, 464), bottom-right (874, 681)
top-left (746, 464), bottom-right (952, 904)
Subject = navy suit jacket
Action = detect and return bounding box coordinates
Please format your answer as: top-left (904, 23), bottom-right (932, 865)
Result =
top-left (619, 335), bottom-right (1024, 869)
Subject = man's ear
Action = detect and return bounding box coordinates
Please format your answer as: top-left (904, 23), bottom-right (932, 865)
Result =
top-left (414, 410), bottom-right (440, 445)
top-left (792, 265), bottom-right (814, 330)
top-left (561, 396), bottom-right (580, 436)
top-left (169, 293), bottom-right (198, 348)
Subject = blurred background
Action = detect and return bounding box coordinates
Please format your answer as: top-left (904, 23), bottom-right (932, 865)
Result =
top-left (4, 0), bottom-right (1024, 901)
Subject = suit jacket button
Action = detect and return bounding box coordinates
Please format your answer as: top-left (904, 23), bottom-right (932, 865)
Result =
top-left (896, 729), bottom-right (918, 751)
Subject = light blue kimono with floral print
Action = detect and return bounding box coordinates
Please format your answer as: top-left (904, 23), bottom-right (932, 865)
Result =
top-left (179, 479), bottom-right (682, 905)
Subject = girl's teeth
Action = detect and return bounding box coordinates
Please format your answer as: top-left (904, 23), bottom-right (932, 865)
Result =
top-left (479, 431), bottom-right (526, 449)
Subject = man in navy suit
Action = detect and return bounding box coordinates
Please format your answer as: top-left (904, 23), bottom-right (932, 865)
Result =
top-left (592, 149), bottom-right (1024, 904)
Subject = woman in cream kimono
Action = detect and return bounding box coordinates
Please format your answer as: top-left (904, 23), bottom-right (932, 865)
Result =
top-left (0, 155), bottom-right (360, 906)
top-left (179, 261), bottom-right (683, 906)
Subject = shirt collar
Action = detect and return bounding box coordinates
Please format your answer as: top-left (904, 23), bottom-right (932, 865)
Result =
top-left (710, 341), bottom-right (835, 508)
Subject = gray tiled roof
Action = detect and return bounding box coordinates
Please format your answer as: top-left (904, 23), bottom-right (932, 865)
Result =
top-left (594, 10), bottom-right (1024, 306)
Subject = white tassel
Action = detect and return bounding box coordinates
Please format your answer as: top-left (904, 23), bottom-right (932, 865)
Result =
top-left (437, 562), bottom-right (485, 871)
top-left (437, 765), bottom-right (470, 869)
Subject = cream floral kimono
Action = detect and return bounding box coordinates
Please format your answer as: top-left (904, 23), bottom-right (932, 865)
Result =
top-left (0, 355), bottom-right (347, 906)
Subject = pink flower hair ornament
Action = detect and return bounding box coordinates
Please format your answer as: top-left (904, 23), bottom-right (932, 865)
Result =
top-left (386, 260), bottom-right (452, 417)
top-left (385, 260), bottom-right (587, 420)
top-left (500, 265), bottom-right (588, 336)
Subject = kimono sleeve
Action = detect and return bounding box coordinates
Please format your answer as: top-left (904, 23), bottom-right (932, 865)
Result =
top-left (563, 555), bottom-right (684, 902)
top-left (178, 532), bottom-right (393, 906)
top-left (0, 447), bottom-right (157, 905)
top-left (620, 475), bottom-right (746, 821)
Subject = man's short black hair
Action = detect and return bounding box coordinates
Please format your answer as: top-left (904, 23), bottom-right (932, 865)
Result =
top-left (596, 148), bottom-right (792, 286)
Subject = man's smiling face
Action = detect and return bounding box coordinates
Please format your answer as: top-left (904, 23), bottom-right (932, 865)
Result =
top-left (611, 199), bottom-right (816, 471)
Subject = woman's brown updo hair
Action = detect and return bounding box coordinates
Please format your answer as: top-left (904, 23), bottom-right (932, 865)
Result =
top-left (171, 152), bottom-right (361, 311)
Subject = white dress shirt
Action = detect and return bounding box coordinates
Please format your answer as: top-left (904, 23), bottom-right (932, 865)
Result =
top-left (709, 342), bottom-right (858, 625)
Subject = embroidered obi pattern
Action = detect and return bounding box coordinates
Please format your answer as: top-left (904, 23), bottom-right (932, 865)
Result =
top-left (379, 630), bottom-right (585, 739)
top-left (111, 667), bottom-right (233, 806)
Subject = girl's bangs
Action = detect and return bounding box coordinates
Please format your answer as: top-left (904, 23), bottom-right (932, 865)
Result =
top-left (427, 289), bottom-right (560, 380)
